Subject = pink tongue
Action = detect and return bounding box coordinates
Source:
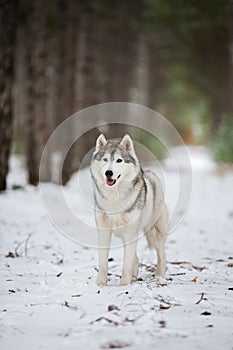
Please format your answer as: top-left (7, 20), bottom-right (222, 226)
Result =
top-left (107, 179), bottom-right (115, 186)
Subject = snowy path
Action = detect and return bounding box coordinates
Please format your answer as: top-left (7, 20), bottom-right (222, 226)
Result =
top-left (0, 148), bottom-right (233, 350)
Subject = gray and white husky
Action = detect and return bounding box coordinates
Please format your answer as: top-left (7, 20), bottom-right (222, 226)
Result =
top-left (91, 134), bottom-right (169, 286)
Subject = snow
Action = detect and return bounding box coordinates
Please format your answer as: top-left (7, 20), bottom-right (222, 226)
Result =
top-left (1, 148), bottom-right (233, 350)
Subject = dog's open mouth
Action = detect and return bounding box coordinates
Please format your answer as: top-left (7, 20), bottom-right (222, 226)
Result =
top-left (106, 179), bottom-right (116, 186)
top-left (106, 175), bottom-right (121, 186)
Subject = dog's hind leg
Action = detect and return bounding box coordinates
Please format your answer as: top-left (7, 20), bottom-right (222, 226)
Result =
top-left (131, 253), bottom-right (139, 282)
top-left (146, 226), bottom-right (166, 277)
top-left (154, 225), bottom-right (166, 277)
top-left (154, 206), bottom-right (168, 277)
top-left (146, 211), bottom-right (167, 278)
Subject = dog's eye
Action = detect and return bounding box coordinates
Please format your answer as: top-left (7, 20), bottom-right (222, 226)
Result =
top-left (116, 159), bottom-right (122, 163)
top-left (103, 158), bottom-right (108, 162)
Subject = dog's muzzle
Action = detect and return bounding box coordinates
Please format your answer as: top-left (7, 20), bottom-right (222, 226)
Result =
top-left (105, 170), bottom-right (120, 186)
top-left (105, 170), bottom-right (115, 186)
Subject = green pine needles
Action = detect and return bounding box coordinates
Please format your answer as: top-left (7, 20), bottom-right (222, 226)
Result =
top-left (211, 115), bottom-right (233, 164)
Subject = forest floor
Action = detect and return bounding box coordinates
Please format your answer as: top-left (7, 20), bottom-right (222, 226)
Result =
top-left (0, 147), bottom-right (233, 350)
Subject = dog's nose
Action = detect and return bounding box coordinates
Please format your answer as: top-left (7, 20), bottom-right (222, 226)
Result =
top-left (105, 170), bottom-right (113, 178)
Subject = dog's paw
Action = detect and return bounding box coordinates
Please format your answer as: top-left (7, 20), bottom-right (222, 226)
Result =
top-left (96, 275), bottom-right (107, 286)
top-left (131, 274), bottom-right (138, 282)
top-left (120, 277), bottom-right (131, 286)
top-left (154, 276), bottom-right (167, 286)
top-left (155, 263), bottom-right (166, 278)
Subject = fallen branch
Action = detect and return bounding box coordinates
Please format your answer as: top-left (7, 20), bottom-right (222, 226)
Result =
top-left (159, 304), bottom-right (171, 310)
top-left (15, 231), bottom-right (34, 257)
top-left (196, 292), bottom-right (205, 304)
top-left (90, 317), bottom-right (119, 326)
top-left (24, 232), bottom-right (33, 256)
top-left (168, 261), bottom-right (206, 271)
top-left (192, 265), bottom-right (206, 272)
top-left (168, 261), bottom-right (189, 265)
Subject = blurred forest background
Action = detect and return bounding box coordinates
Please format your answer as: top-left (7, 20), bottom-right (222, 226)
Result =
top-left (0, 0), bottom-right (233, 190)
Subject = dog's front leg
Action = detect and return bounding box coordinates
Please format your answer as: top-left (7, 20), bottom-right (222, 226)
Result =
top-left (120, 230), bottom-right (138, 286)
top-left (96, 228), bottom-right (112, 286)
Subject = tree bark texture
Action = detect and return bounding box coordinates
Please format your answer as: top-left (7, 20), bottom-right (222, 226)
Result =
top-left (25, 0), bottom-right (50, 185)
top-left (0, 0), bottom-right (18, 190)
top-left (58, 0), bottom-right (80, 185)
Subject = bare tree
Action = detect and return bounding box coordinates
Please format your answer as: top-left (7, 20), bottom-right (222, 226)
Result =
top-left (25, 0), bottom-right (50, 185)
top-left (80, 1), bottom-right (101, 109)
top-left (0, 0), bottom-right (18, 190)
top-left (100, 1), bottom-right (140, 103)
top-left (56, 0), bottom-right (80, 185)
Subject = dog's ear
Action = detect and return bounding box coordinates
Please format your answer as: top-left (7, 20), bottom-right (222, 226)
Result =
top-left (95, 134), bottom-right (107, 152)
top-left (120, 134), bottom-right (134, 153)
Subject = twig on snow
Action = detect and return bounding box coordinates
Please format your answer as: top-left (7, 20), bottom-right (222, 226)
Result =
top-left (15, 231), bottom-right (34, 257)
top-left (196, 292), bottom-right (205, 304)
top-left (24, 232), bottom-right (33, 256)
top-left (90, 317), bottom-right (119, 326)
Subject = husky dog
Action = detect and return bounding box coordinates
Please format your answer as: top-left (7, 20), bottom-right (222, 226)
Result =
top-left (91, 134), bottom-right (169, 286)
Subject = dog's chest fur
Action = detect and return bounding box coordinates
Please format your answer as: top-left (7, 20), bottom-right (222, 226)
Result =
top-left (95, 186), bottom-right (142, 228)
top-left (94, 174), bottom-right (154, 233)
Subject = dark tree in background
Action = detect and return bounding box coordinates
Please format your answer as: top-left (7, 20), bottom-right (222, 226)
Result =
top-left (142, 0), bottom-right (233, 134)
top-left (0, 0), bottom-right (233, 189)
top-left (99, 0), bottom-right (141, 103)
top-left (58, 0), bottom-right (80, 185)
top-left (25, 0), bottom-right (50, 185)
top-left (0, 0), bottom-right (18, 190)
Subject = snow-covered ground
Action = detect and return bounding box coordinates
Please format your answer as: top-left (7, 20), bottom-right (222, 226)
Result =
top-left (0, 148), bottom-right (233, 350)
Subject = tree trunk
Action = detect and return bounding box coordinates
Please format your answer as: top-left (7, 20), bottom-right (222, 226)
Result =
top-left (98, 0), bottom-right (141, 139)
top-left (0, 0), bottom-right (18, 190)
top-left (25, 0), bottom-right (50, 185)
top-left (209, 5), bottom-right (233, 129)
top-left (56, 0), bottom-right (80, 185)
top-left (230, 1), bottom-right (233, 75)
top-left (100, 1), bottom-right (140, 103)
top-left (137, 36), bottom-right (150, 107)
top-left (14, 24), bottom-right (28, 151)
top-left (187, 8), bottom-right (233, 130)
top-left (137, 33), bottom-right (167, 111)
top-left (80, 1), bottom-right (101, 109)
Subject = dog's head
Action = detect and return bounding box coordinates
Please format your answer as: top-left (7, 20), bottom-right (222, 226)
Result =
top-left (91, 134), bottom-right (140, 188)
